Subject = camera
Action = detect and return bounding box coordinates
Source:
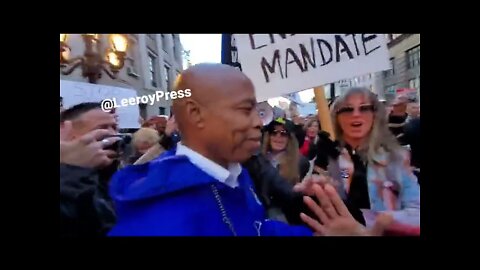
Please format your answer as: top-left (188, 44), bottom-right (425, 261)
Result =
top-left (104, 133), bottom-right (132, 153)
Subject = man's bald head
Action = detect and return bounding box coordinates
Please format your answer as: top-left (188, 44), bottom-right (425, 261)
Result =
top-left (172, 63), bottom-right (262, 167)
top-left (173, 64), bottom-right (253, 110)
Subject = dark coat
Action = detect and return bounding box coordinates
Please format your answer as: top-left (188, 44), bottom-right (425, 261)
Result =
top-left (60, 164), bottom-right (116, 237)
top-left (243, 153), bottom-right (309, 224)
top-left (244, 153), bottom-right (366, 225)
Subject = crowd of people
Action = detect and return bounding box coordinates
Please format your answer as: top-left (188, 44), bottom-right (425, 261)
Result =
top-left (60, 63), bottom-right (420, 237)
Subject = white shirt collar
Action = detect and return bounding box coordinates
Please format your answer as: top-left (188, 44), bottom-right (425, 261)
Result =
top-left (176, 142), bottom-right (241, 188)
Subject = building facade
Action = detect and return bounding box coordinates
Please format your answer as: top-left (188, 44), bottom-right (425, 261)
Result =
top-left (334, 72), bottom-right (385, 99)
top-left (382, 34), bottom-right (420, 103)
top-left (60, 34), bottom-right (184, 119)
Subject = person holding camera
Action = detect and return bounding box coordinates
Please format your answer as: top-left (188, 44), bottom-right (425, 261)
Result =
top-left (60, 102), bottom-right (122, 237)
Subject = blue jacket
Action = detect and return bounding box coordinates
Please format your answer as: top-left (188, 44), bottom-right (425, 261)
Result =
top-left (108, 149), bottom-right (312, 236)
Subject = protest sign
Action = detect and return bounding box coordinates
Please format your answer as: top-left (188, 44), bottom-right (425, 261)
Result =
top-left (60, 79), bottom-right (140, 128)
top-left (234, 34), bottom-right (390, 102)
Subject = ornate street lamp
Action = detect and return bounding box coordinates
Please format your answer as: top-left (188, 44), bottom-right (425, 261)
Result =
top-left (60, 34), bottom-right (128, 84)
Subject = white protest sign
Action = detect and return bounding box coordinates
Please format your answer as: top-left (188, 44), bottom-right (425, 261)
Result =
top-left (60, 80), bottom-right (140, 128)
top-left (234, 34), bottom-right (391, 102)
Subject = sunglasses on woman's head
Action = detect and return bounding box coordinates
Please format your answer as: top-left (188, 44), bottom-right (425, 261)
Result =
top-left (269, 130), bottom-right (289, 137)
top-left (337, 104), bottom-right (375, 115)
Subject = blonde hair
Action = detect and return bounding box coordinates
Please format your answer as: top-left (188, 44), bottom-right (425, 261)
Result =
top-left (331, 87), bottom-right (402, 163)
top-left (132, 128), bottom-right (160, 150)
top-left (261, 128), bottom-right (301, 185)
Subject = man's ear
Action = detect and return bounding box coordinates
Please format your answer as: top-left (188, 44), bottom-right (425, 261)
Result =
top-left (184, 100), bottom-right (205, 129)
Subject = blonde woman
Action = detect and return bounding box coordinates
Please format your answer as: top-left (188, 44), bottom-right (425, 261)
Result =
top-left (328, 87), bottom-right (419, 229)
top-left (295, 87), bottom-right (420, 234)
top-left (261, 117), bottom-right (309, 222)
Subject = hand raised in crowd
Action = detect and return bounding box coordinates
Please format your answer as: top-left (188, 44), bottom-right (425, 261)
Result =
top-left (165, 115), bottom-right (178, 137)
top-left (300, 184), bottom-right (393, 236)
top-left (60, 120), bottom-right (120, 168)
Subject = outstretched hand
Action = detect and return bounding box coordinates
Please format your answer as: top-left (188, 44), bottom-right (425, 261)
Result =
top-left (300, 184), bottom-right (393, 236)
top-left (294, 174), bottom-right (334, 196)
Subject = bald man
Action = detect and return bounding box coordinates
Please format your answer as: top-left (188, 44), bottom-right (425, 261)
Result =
top-left (108, 64), bottom-right (387, 236)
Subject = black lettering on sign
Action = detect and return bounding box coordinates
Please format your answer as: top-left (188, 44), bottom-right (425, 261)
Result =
top-left (267, 34), bottom-right (297, 44)
top-left (362, 34), bottom-right (381, 56)
top-left (316, 39), bottom-right (333, 66)
top-left (335, 34), bottom-right (354, 62)
top-left (249, 34), bottom-right (267, 50)
top-left (285, 48), bottom-right (305, 78)
top-left (299, 38), bottom-right (316, 71)
top-left (268, 34), bottom-right (289, 44)
top-left (345, 34), bottom-right (360, 56)
top-left (261, 49), bottom-right (283, 83)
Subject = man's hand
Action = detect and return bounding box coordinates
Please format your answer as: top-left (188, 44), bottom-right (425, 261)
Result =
top-left (60, 121), bottom-right (120, 168)
top-left (300, 184), bottom-right (393, 236)
top-left (294, 174), bottom-right (335, 196)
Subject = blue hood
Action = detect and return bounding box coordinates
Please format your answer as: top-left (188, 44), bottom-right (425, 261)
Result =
top-left (110, 149), bottom-right (217, 203)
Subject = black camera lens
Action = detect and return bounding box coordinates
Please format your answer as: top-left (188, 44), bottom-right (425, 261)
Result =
top-left (104, 134), bottom-right (132, 152)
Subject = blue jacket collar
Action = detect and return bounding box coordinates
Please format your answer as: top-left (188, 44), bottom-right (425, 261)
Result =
top-left (110, 149), bottom-right (218, 202)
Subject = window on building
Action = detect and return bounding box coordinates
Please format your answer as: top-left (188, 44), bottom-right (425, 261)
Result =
top-left (126, 39), bottom-right (139, 78)
top-left (406, 45), bottom-right (420, 69)
top-left (384, 58), bottom-right (395, 77)
top-left (159, 107), bottom-right (166, 115)
top-left (139, 103), bottom-right (147, 120)
top-left (148, 52), bottom-right (157, 88)
top-left (409, 77), bottom-right (420, 90)
top-left (161, 34), bottom-right (168, 52)
top-left (173, 34), bottom-right (181, 61)
top-left (164, 64), bottom-right (171, 91)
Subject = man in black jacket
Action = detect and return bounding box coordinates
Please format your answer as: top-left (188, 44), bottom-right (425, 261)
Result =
top-left (60, 102), bottom-right (120, 237)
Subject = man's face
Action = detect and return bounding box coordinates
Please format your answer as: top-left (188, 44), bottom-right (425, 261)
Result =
top-left (201, 81), bottom-right (262, 163)
top-left (70, 109), bottom-right (118, 140)
top-left (408, 103), bottom-right (420, 118)
top-left (155, 118), bottom-right (167, 135)
top-left (392, 102), bottom-right (407, 114)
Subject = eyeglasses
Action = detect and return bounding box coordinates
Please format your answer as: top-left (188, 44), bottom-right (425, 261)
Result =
top-left (269, 130), bottom-right (289, 137)
top-left (337, 105), bottom-right (375, 115)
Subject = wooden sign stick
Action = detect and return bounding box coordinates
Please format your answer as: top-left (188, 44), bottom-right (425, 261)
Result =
top-left (313, 86), bottom-right (335, 141)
